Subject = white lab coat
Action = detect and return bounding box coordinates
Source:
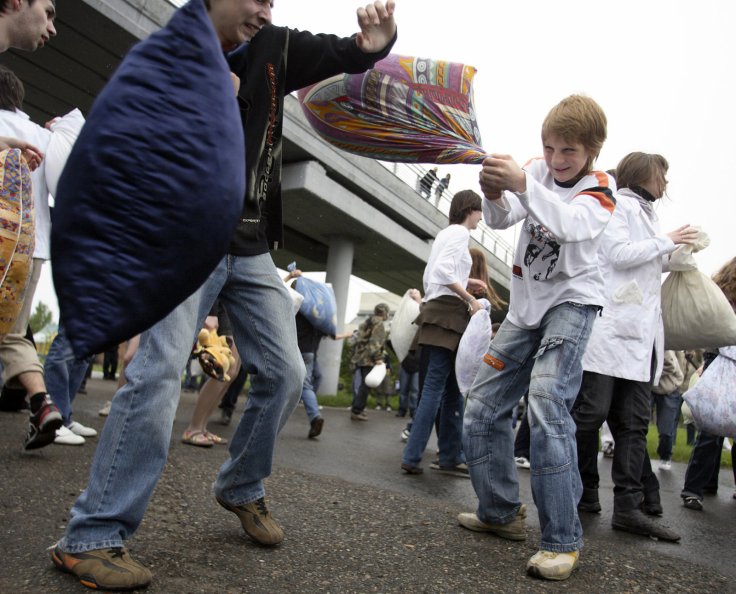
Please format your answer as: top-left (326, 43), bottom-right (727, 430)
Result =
top-left (582, 189), bottom-right (676, 383)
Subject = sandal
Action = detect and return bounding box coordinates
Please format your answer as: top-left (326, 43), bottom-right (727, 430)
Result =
top-left (182, 430), bottom-right (213, 448)
top-left (204, 430), bottom-right (228, 445)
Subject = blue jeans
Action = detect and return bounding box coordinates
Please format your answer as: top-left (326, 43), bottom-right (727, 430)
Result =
top-left (402, 345), bottom-right (464, 468)
top-left (398, 366), bottom-right (418, 416)
top-left (44, 321), bottom-right (93, 425)
top-left (463, 302), bottom-right (597, 553)
top-left (652, 390), bottom-right (681, 461)
top-left (300, 352), bottom-right (320, 422)
top-left (61, 253), bottom-right (305, 553)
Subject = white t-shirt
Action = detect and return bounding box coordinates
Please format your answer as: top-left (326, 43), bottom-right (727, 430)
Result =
top-left (0, 109), bottom-right (52, 260)
top-left (483, 158), bottom-right (616, 329)
top-left (422, 223), bottom-right (472, 302)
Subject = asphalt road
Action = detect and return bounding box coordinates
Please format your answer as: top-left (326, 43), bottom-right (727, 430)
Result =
top-left (1, 377), bottom-right (734, 593)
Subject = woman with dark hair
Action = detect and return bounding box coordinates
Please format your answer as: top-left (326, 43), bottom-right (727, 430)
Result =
top-left (401, 190), bottom-right (485, 475)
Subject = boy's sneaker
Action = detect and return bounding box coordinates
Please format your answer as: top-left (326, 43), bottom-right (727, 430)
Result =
top-left (429, 461), bottom-right (470, 477)
top-left (457, 504), bottom-right (527, 541)
top-left (98, 401), bottom-right (112, 417)
top-left (215, 496), bottom-right (284, 546)
top-left (308, 416), bottom-right (324, 439)
top-left (602, 442), bottom-right (614, 458)
top-left (50, 543), bottom-right (152, 591)
top-left (24, 395), bottom-right (63, 450)
top-left (527, 550), bottom-right (579, 581)
top-left (658, 459), bottom-right (672, 471)
top-left (350, 411), bottom-right (368, 421)
top-left (514, 456), bottom-right (531, 470)
top-left (400, 428), bottom-right (410, 442)
top-left (54, 425), bottom-right (85, 446)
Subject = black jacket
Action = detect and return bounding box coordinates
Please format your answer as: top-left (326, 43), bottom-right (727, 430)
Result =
top-left (226, 25), bottom-right (396, 256)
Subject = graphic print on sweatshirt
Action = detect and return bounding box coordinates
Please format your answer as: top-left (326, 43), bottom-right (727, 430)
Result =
top-left (522, 218), bottom-right (561, 281)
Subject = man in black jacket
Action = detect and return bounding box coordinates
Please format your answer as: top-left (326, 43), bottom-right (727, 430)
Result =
top-left (51, 1), bottom-right (397, 590)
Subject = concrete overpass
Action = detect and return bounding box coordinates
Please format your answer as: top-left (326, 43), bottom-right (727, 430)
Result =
top-left (2, 0), bottom-right (515, 393)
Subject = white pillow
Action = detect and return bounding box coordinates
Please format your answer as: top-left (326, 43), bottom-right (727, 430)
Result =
top-left (44, 108), bottom-right (85, 196)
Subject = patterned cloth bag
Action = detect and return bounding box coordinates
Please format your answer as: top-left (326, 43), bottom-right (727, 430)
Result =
top-left (683, 346), bottom-right (736, 437)
top-left (0, 148), bottom-right (34, 338)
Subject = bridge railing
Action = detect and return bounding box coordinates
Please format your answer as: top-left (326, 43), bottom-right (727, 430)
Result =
top-left (379, 161), bottom-right (516, 267)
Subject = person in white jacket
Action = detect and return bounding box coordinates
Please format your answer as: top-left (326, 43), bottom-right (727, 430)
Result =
top-left (573, 152), bottom-right (698, 541)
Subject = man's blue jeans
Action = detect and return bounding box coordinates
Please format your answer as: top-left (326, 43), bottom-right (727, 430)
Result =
top-left (44, 321), bottom-right (93, 425)
top-left (463, 302), bottom-right (597, 553)
top-left (300, 352), bottom-right (320, 422)
top-left (402, 345), bottom-right (464, 468)
top-left (398, 366), bottom-right (418, 416)
top-left (61, 253), bottom-right (305, 553)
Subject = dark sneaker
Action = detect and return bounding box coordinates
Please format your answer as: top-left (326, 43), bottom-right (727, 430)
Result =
top-left (611, 509), bottom-right (681, 542)
top-left (457, 504), bottom-right (527, 541)
top-left (429, 461), bottom-right (470, 477)
top-left (24, 395), bottom-right (63, 450)
top-left (527, 550), bottom-right (579, 581)
top-left (682, 496), bottom-right (703, 511)
top-left (216, 496), bottom-right (284, 546)
top-left (308, 416), bottom-right (324, 439)
top-left (50, 544), bottom-right (152, 591)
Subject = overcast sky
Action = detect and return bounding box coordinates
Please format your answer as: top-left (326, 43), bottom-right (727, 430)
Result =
top-left (33, 0), bottom-right (736, 324)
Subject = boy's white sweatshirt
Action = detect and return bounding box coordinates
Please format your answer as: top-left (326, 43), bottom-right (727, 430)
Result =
top-left (483, 158), bottom-right (616, 329)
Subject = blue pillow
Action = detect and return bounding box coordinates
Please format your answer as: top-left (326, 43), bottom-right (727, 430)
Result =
top-left (51, 0), bottom-right (245, 357)
top-left (293, 276), bottom-right (338, 338)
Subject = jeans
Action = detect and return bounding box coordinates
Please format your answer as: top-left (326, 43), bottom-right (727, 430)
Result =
top-left (398, 366), bottom-right (418, 416)
top-left (300, 352), bottom-right (320, 422)
top-left (351, 367), bottom-right (371, 414)
top-left (44, 322), bottom-right (94, 425)
top-left (652, 390), bottom-right (681, 461)
top-left (681, 431), bottom-right (736, 499)
top-left (464, 302), bottom-right (596, 553)
top-left (573, 370), bottom-right (659, 512)
top-left (402, 345), bottom-right (464, 468)
top-left (61, 253), bottom-right (305, 553)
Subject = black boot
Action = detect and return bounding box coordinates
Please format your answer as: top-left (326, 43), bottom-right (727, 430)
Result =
top-left (643, 490), bottom-right (663, 516)
top-left (611, 509), bottom-right (680, 542)
top-left (578, 487), bottom-right (602, 513)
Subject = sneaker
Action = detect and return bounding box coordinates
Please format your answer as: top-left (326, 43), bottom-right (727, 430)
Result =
top-left (429, 461), bottom-right (470, 477)
top-left (602, 442), bottom-right (614, 458)
top-left (527, 550), bottom-right (579, 581)
top-left (659, 459), bottom-right (672, 471)
top-left (98, 401), bottom-right (112, 417)
top-left (51, 543), bottom-right (152, 591)
top-left (68, 421), bottom-right (98, 438)
top-left (350, 411), bottom-right (368, 421)
top-left (54, 425), bottom-right (86, 446)
top-left (682, 496), bottom-right (703, 511)
top-left (215, 496), bottom-right (284, 546)
top-left (457, 504), bottom-right (527, 541)
top-left (24, 395), bottom-right (63, 450)
top-left (400, 428), bottom-right (410, 442)
top-left (514, 456), bottom-right (531, 470)
top-left (611, 509), bottom-right (681, 541)
top-left (401, 462), bottom-right (423, 475)
top-left (308, 416), bottom-right (324, 439)
top-left (386, 405), bottom-right (392, 412)
top-left (375, 404), bottom-right (382, 410)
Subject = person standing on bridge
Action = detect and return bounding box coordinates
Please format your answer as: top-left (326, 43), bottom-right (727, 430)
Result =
top-left (50, 0), bottom-right (397, 590)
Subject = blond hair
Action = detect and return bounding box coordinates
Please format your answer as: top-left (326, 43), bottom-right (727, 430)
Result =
top-left (469, 247), bottom-right (507, 311)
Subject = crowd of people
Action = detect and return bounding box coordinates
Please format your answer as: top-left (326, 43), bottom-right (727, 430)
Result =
top-left (1, 0), bottom-right (734, 590)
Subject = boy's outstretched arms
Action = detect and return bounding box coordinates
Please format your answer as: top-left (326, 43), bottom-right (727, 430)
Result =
top-left (356, 1), bottom-right (396, 53)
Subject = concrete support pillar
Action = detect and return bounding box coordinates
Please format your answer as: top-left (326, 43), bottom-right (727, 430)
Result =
top-left (317, 237), bottom-right (354, 395)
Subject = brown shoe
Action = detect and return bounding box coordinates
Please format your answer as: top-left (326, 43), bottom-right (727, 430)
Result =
top-left (457, 504), bottom-right (527, 541)
top-left (308, 416), bottom-right (324, 439)
top-left (216, 496), bottom-right (284, 546)
top-left (51, 544), bottom-right (152, 591)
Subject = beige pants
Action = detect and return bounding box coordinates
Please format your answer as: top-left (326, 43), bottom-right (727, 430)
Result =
top-left (0, 258), bottom-right (45, 388)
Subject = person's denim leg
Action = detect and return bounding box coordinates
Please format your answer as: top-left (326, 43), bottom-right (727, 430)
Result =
top-left (351, 367), bottom-right (370, 414)
top-left (214, 253), bottom-right (305, 506)
top-left (300, 352), bottom-right (320, 422)
top-left (402, 346), bottom-right (459, 467)
top-left (436, 361), bottom-right (464, 466)
top-left (514, 408), bottom-right (530, 459)
top-left (654, 391), bottom-right (681, 460)
top-left (44, 322), bottom-right (93, 425)
top-left (398, 366), bottom-right (411, 414)
top-left (682, 431), bottom-right (723, 499)
top-left (407, 370), bottom-right (418, 416)
top-left (465, 302), bottom-right (596, 553)
top-left (60, 284), bottom-right (207, 553)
